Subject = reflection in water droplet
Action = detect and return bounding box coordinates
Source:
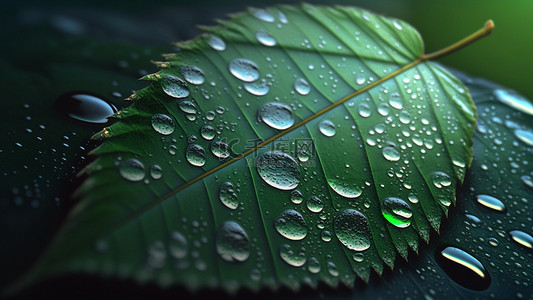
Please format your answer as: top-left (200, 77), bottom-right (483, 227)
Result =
top-left (355, 74), bottom-right (366, 85)
top-left (382, 146), bottom-right (400, 162)
top-left (256, 32), bottom-right (277, 46)
top-left (274, 209), bottom-right (308, 240)
top-left (207, 35), bottom-right (226, 51)
top-left (435, 246), bottom-right (491, 291)
top-left (328, 179), bottom-right (362, 198)
top-left (319, 120), bottom-right (336, 137)
top-left (244, 82), bottom-right (270, 96)
top-left (186, 144), bottom-right (206, 167)
top-left (169, 231), bottom-right (188, 259)
top-left (290, 190), bottom-right (303, 204)
top-left (219, 182), bottom-right (238, 210)
top-left (180, 65), bottom-right (205, 85)
top-left (161, 75), bottom-right (190, 99)
top-left (55, 92), bottom-right (117, 125)
top-left (494, 89), bottom-right (533, 115)
top-left (216, 221), bottom-right (250, 262)
top-left (327, 262), bottom-right (339, 277)
top-left (307, 257), bottom-right (321, 273)
top-left (254, 9), bottom-right (275, 22)
top-left (279, 244), bottom-right (306, 267)
top-left (514, 129), bottom-right (533, 146)
top-left (151, 114), bottom-right (175, 135)
top-left (179, 100), bottom-right (197, 114)
top-left (229, 58), bottom-right (260, 82)
top-left (358, 103), bottom-right (371, 118)
top-left (509, 230), bottom-right (533, 249)
top-left (256, 151), bottom-right (300, 190)
top-left (334, 209), bottom-right (371, 251)
top-left (150, 164), bottom-right (162, 180)
top-left (258, 102), bottom-right (294, 130)
top-left (119, 158), bottom-right (145, 182)
top-left (393, 20), bottom-right (403, 30)
top-left (476, 194), bottom-right (506, 212)
top-left (200, 125), bottom-right (216, 140)
top-left (389, 92), bottom-right (403, 109)
top-left (294, 78), bottom-right (311, 95)
top-left (306, 196), bottom-right (323, 213)
top-left (381, 197), bottom-right (412, 228)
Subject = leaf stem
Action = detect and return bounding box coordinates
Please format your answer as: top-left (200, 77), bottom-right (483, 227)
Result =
top-left (421, 20), bottom-right (494, 61)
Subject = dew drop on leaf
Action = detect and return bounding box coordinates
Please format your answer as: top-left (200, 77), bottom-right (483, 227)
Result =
top-left (186, 144), bottom-right (206, 167)
top-left (514, 129), bottom-right (533, 146)
top-left (244, 82), bottom-right (269, 96)
top-left (169, 231), bottom-right (188, 259)
top-left (258, 102), bottom-right (294, 130)
top-left (256, 151), bottom-right (300, 190)
top-left (388, 92), bottom-right (403, 109)
top-left (290, 189), bottom-right (303, 204)
top-left (207, 35), bottom-right (226, 51)
top-left (509, 230), bottom-right (533, 249)
top-left (253, 8), bottom-right (275, 22)
top-left (54, 92), bottom-right (117, 125)
top-left (306, 195), bottom-right (324, 213)
top-left (180, 65), bottom-right (205, 85)
top-left (381, 197), bottom-right (412, 228)
top-left (435, 246), bottom-right (491, 291)
top-left (178, 100), bottom-right (197, 114)
top-left (358, 102), bottom-right (371, 118)
top-left (119, 158), bottom-right (145, 182)
top-left (229, 58), bottom-right (260, 82)
top-left (216, 221), bottom-right (250, 263)
top-left (200, 125), bottom-right (216, 140)
top-left (274, 209), bottom-right (308, 240)
top-left (219, 182), bottom-right (238, 210)
top-left (161, 75), bottom-right (190, 99)
top-left (382, 146), bottom-right (400, 162)
top-left (307, 257), bottom-right (321, 273)
top-left (334, 209), bottom-right (371, 251)
top-left (279, 244), bottom-right (306, 267)
top-left (151, 114), bottom-right (175, 135)
top-left (211, 141), bottom-right (230, 159)
top-left (150, 164), bottom-right (162, 180)
top-left (294, 77), bottom-right (310, 95)
top-left (256, 31), bottom-right (277, 46)
top-left (476, 194), bottom-right (506, 212)
top-left (327, 179), bottom-right (362, 198)
top-left (355, 74), bottom-right (366, 85)
top-left (319, 120), bottom-right (336, 137)
top-left (493, 89), bottom-right (533, 115)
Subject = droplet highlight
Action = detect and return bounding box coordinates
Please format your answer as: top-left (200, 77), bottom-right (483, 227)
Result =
top-left (381, 197), bottom-right (412, 228)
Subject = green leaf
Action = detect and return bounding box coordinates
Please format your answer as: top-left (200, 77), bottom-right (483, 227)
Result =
top-left (11, 4), bottom-right (479, 294)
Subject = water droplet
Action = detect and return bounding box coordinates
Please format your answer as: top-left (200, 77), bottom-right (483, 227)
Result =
top-left (382, 146), bottom-right (400, 162)
top-left (169, 231), bottom-right (188, 259)
top-left (307, 257), bottom-right (321, 273)
top-left (399, 110), bottom-right (411, 124)
top-left (180, 65), bottom-right (205, 85)
top-left (334, 209), bottom-right (371, 251)
top-left (327, 179), bottom-right (362, 198)
top-left (200, 125), bottom-right (216, 140)
top-left (381, 197), bottom-right (412, 228)
top-left (206, 111), bottom-right (216, 120)
top-left (306, 196), bottom-right (324, 213)
top-left (327, 262), bottom-right (339, 277)
top-left (393, 20), bottom-right (403, 30)
top-left (321, 230), bottom-right (332, 242)
top-left (279, 244), bottom-right (306, 267)
top-left (319, 120), bottom-right (336, 137)
top-left (216, 221), bottom-right (250, 262)
top-left (297, 147), bottom-right (310, 163)
top-left (244, 82), bottom-right (269, 96)
top-left (219, 182), bottom-right (238, 210)
top-left (55, 92), bottom-right (117, 125)
top-left (408, 193), bottom-right (419, 203)
top-left (119, 158), bottom-right (145, 182)
top-left (207, 35), bottom-right (226, 51)
top-left (514, 129), bottom-right (533, 146)
top-left (258, 102), bottom-right (294, 130)
top-left (256, 151), bottom-right (300, 190)
top-left (274, 209), bottom-right (308, 240)
top-left (431, 172), bottom-right (452, 188)
top-left (353, 253), bottom-right (364, 262)
top-left (355, 74), bottom-right (366, 85)
top-left (150, 164), bottom-right (162, 180)
top-left (494, 89), bottom-right (533, 115)
top-left (509, 230), bottom-right (533, 249)
top-left (476, 194), bottom-right (506, 212)
top-left (178, 100), bottom-right (197, 114)
top-left (389, 92), bottom-right (403, 109)
top-left (256, 31), bottom-right (277, 46)
top-left (161, 75), bottom-right (190, 99)
top-left (435, 246), bottom-right (491, 291)
top-left (151, 114), bottom-right (175, 135)
top-left (521, 175), bottom-right (533, 188)
top-left (290, 190), bottom-right (303, 204)
top-left (211, 141), bottom-right (231, 159)
top-left (358, 103), bottom-right (371, 118)
top-left (186, 144), bottom-right (206, 167)
top-left (253, 8), bottom-right (275, 22)
top-left (147, 241), bottom-right (166, 269)
top-left (294, 78), bottom-right (311, 95)
top-left (229, 58), bottom-right (259, 82)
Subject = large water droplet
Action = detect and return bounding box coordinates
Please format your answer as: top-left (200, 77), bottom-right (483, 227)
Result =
top-left (219, 182), bottom-right (238, 210)
top-left (253, 8), bottom-right (275, 22)
top-left (244, 82), bottom-right (269, 96)
top-left (119, 158), bottom-right (145, 182)
top-left (388, 92), bottom-right (403, 109)
top-left (514, 129), bottom-right (533, 146)
top-left (256, 151), bottom-right (300, 190)
top-left (334, 209), bottom-right (371, 251)
top-left (150, 164), bottom-right (162, 180)
top-left (382, 146), bottom-right (400, 162)
top-left (186, 144), bottom-right (206, 167)
top-left (169, 231), bottom-right (188, 259)
top-left (328, 179), bottom-right (362, 198)
top-left (274, 209), bottom-right (308, 240)
top-left (229, 58), bottom-right (259, 82)
top-left (294, 78), bottom-right (311, 95)
top-left (494, 89), bottom-right (533, 115)
top-left (178, 100), bottom-right (197, 114)
top-left (435, 246), bottom-right (491, 291)
top-left (381, 197), bottom-right (412, 228)
top-left (151, 114), bottom-right (175, 135)
top-left (211, 141), bottom-right (230, 159)
top-left (161, 75), bottom-right (190, 99)
top-left (55, 92), bottom-right (117, 125)
top-left (290, 190), bottom-right (303, 204)
top-left (279, 244), bottom-right (306, 267)
top-left (509, 230), bottom-right (533, 249)
top-left (258, 102), bottom-right (294, 130)
top-left (180, 65), bottom-right (205, 85)
top-left (256, 31), bottom-right (277, 46)
top-left (216, 221), bottom-right (250, 263)
top-left (207, 35), bottom-right (226, 51)
top-left (319, 120), bottom-right (336, 137)
top-left (306, 196), bottom-right (324, 213)
top-left (200, 125), bottom-right (216, 140)
top-left (358, 103), bottom-right (371, 118)
top-left (476, 194), bottom-right (506, 212)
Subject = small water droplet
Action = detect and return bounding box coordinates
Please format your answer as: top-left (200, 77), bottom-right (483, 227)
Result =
top-left (200, 125), bottom-right (216, 140)
top-left (435, 246), bottom-right (491, 291)
top-left (253, 8), bottom-right (275, 22)
top-left (180, 65), bottom-right (205, 85)
top-left (327, 262), bottom-right (339, 277)
top-left (258, 102), bottom-right (294, 130)
top-left (327, 179), bottom-right (362, 198)
top-left (476, 194), bottom-right (506, 212)
top-left (294, 78), bottom-right (311, 95)
top-left (216, 221), bottom-right (250, 262)
top-left (353, 253), bottom-right (364, 262)
top-left (178, 100), bottom-right (197, 114)
top-left (161, 75), bottom-right (190, 99)
top-left (306, 196), bottom-right (324, 213)
top-left (355, 74), bottom-right (366, 85)
top-left (319, 120), bottom-right (336, 137)
top-left (244, 82), bottom-right (269, 96)
top-left (119, 158), bottom-right (145, 182)
top-left (169, 231), bottom-right (188, 259)
top-left (279, 244), bottom-right (306, 267)
top-left (256, 31), bottom-right (277, 46)
top-left (186, 144), bottom-right (206, 167)
top-left (150, 164), bottom-right (162, 180)
top-left (494, 89), bottom-right (533, 115)
top-left (219, 182), bottom-right (238, 210)
top-left (509, 230), bottom-right (533, 249)
top-left (151, 114), bottom-right (175, 135)
top-left (290, 190), bottom-right (303, 204)
top-left (358, 103), bottom-right (371, 118)
top-left (321, 230), bottom-right (332, 242)
top-left (514, 129), bottom-right (533, 146)
top-left (274, 209), bottom-right (308, 240)
top-left (307, 257), bottom-right (321, 273)
top-left (207, 35), bottom-right (226, 51)
top-left (334, 209), bottom-right (371, 251)
top-left (389, 92), bottom-right (403, 109)
top-left (55, 92), bottom-right (117, 125)
top-left (381, 197), bottom-right (412, 228)
top-left (211, 141), bottom-right (230, 159)
top-left (393, 20), bottom-right (403, 30)
top-left (382, 146), bottom-right (400, 162)
top-left (256, 151), bottom-right (300, 190)
top-left (229, 58), bottom-right (260, 82)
